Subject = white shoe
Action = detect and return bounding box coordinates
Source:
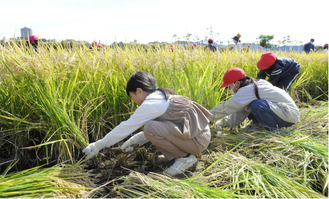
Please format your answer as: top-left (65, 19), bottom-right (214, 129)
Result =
top-left (164, 154), bottom-right (197, 176)
top-left (157, 154), bottom-right (168, 163)
top-left (241, 122), bottom-right (265, 132)
top-left (211, 119), bottom-right (224, 131)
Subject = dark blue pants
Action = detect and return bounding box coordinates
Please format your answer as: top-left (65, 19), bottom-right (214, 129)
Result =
top-left (249, 100), bottom-right (294, 130)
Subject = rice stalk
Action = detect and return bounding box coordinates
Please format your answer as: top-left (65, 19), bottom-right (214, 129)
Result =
top-left (0, 163), bottom-right (97, 198)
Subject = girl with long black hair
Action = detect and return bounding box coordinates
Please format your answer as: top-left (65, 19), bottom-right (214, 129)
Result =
top-left (83, 71), bottom-right (212, 176)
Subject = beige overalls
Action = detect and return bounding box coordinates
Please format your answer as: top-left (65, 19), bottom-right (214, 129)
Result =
top-left (144, 95), bottom-right (212, 160)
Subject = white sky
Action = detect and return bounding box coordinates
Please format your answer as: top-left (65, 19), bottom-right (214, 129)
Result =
top-left (0, 0), bottom-right (327, 45)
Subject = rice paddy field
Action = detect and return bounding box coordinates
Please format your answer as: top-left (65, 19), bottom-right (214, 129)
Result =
top-left (0, 42), bottom-right (328, 198)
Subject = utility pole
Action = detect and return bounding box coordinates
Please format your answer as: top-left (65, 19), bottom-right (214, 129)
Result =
top-left (207, 26), bottom-right (213, 39)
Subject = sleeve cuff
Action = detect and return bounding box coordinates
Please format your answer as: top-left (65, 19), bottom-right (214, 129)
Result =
top-left (97, 140), bottom-right (105, 149)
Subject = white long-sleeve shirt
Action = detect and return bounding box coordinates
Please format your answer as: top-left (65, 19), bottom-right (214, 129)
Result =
top-left (210, 79), bottom-right (300, 124)
top-left (100, 91), bottom-right (170, 148)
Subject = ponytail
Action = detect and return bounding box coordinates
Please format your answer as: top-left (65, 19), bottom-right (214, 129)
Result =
top-left (251, 78), bottom-right (260, 99)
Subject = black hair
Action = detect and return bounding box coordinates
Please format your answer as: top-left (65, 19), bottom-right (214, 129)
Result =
top-left (237, 76), bottom-right (260, 99)
top-left (126, 71), bottom-right (176, 100)
top-left (26, 40), bottom-right (39, 53)
top-left (233, 36), bottom-right (241, 43)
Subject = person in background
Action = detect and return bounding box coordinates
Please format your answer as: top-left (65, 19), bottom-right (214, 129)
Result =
top-left (232, 33), bottom-right (241, 53)
top-left (205, 39), bottom-right (217, 52)
top-left (210, 68), bottom-right (300, 132)
top-left (303, 39), bottom-right (315, 53)
top-left (28, 35), bottom-right (39, 53)
top-left (256, 52), bottom-right (300, 92)
top-left (82, 71), bottom-right (212, 176)
top-left (170, 44), bottom-right (174, 52)
top-left (192, 43), bottom-right (198, 52)
top-left (89, 41), bottom-right (98, 50)
top-left (323, 43), bottom-right (328, 53)
top-left (246, 45), bottom-right (251, 53)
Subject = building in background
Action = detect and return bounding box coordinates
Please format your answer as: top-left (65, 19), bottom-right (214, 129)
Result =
top-left (21, 27), bottom-right (32, 39)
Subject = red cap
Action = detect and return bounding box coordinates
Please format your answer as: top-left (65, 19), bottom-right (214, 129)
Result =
top-left (97, 44), bottom-right (104, 48)
top-left (324, 44), bottom-right (328, 48)
top-left (193, 43), bottom-right (198, 47)
top-left (219, 68), bottom-right (246, 88)
top-left (208, 38), bottom-right (213, 43)
top-left (29, 35), bottom-right (38, 41)
top-left (257, 52), bottom-right (277, 70)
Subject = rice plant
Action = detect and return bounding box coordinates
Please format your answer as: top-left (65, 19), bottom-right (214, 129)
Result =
top-left (0, 162), bottom-right (96, 198)
top-left (112, 103), bottom-right (328, 198)
top-left (0, 41), bottom-right (327, 198)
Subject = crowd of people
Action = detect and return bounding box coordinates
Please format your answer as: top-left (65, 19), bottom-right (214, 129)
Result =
top-left (183, 35), bottom-right (327, 54)
top-left (26, 34), bottom-right (328, 54)
top-left (203, 33), bottom-right (241, 52)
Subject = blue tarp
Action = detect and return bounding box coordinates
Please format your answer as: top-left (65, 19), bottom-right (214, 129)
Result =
top-left (273, 45), bottom-right (303, 52)
top-left (185, 41), bottom-right (304, 52)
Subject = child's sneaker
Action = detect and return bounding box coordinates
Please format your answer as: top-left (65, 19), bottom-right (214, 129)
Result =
top-left (157, 154), bottom-right (168, 163)
top-left (164, 154), bottom-right (197, 176)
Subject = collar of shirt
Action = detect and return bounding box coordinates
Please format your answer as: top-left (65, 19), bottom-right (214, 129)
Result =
top-left (145, 91), bottom-right (166, 101)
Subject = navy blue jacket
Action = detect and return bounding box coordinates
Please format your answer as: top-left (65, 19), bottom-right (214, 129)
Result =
top-left (303, 42), bottom-right (314, 53)
top-left (205, 44), bottom-right (217, 52)
top-left (257, 57), bottom-right (300, 86)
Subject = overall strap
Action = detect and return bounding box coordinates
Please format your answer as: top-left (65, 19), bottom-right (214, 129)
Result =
top-left (252, 80), bottom-right (260, 99)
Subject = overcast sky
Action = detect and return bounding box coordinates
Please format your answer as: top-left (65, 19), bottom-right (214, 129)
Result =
top-left (1, 0), bottom-right (327, 45)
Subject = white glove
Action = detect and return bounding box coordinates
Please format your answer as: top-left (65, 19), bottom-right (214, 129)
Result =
top-left (121, 131), bottom-right (148, 152)
top-left (211, 119), bottom-right (225, 131)
top-left (212, 111), bottom-right (250, 131)
top-left (82, 141), bottom-right (104, 159)
top-left (211, 115), bottom-right (234, 131)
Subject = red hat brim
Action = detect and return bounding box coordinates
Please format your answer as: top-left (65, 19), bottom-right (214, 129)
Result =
top-left (219, 82), bottom-right (230, 89)
top-left (257, 52), bottom-right (276, 70)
